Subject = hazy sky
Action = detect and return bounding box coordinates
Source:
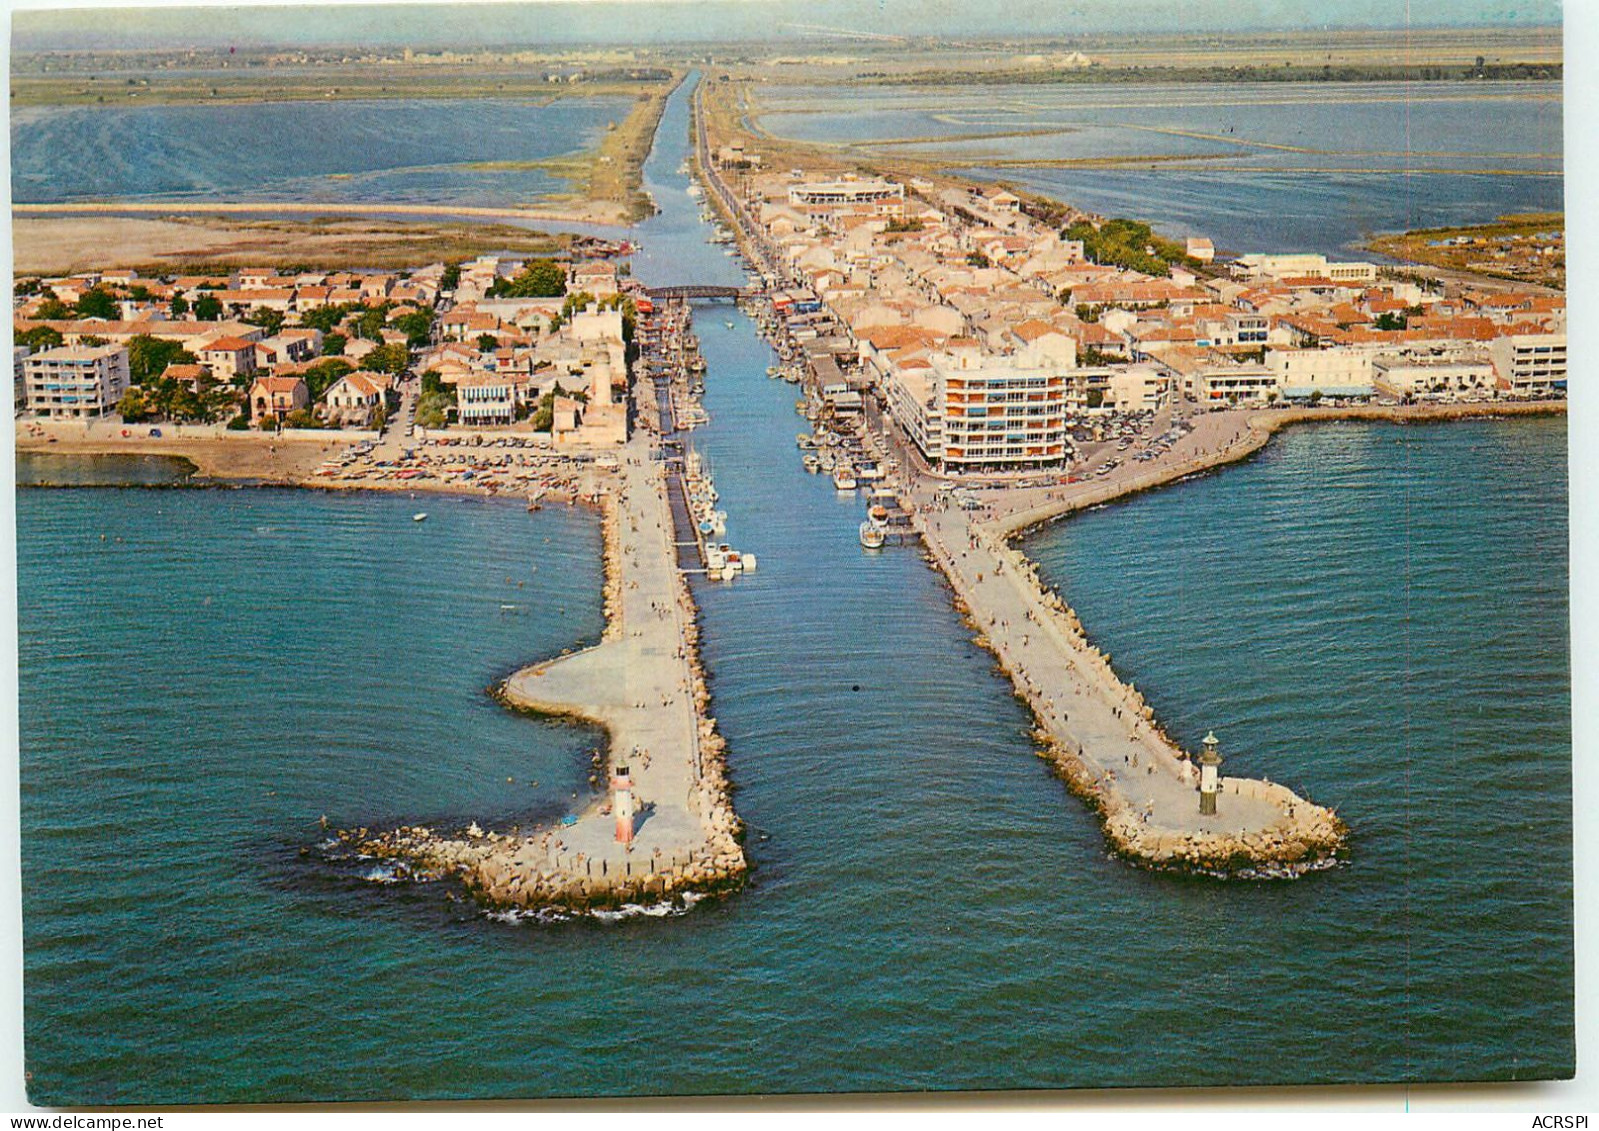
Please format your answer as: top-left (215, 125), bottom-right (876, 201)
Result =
top-left (10, 0), bottom-right (1564, 51)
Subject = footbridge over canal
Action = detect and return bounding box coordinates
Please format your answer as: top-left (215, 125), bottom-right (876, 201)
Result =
top-left (646, 284), bottom-right (756, 302)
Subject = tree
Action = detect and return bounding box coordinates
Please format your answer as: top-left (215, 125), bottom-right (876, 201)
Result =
top-left (356, 306), bottom-right (390, 341)
top-left (282, 407), bottom-right (323, 430)
top-left (1374, 312), bottom-right (1407, 331)
top-left (75, 287), bottom-right (119, 320)
top-left (390, 309), bottom-right (434, 348)
top-left (364, 342), bottom-right (410, 376)
top-left (322, 332), bottom-right (347, 356)
top-left (245, 308), bottom-right (286, 335)
top-left (35, 298), bottom-right (72, 321)
top-left (440, 263), bottom-right (462, 291)
top-left (1308, 388), bottom-right (1323, 406)
top-left (415, 389), bottom-right (454, 428)
top-left (477, 334), bottom-right (500, 352)
top-left (116, 387), bottom-right (152, 422)
top-left (227, 412), bottom-right (251, 431)
top-left (16, 326), bottom-right (63, 351)
top-left (420, 369), bottom-right (446, 397)
top-left (301, 358), bottom-right (354, 401)
top-left (301, 304), bottom-right (356, 334)
top-left (169, 294), bottom-right (189, 318)
top-left (127, 335), bottom-right (195, 385)
top-left (966, 251), bottom-right (991, 268)
top-left (488, 258), bottom-right (567, 298)
top-left (192, 293), bottom-right (223, 321)
top-left (13, 278), bottom-right (42, 297)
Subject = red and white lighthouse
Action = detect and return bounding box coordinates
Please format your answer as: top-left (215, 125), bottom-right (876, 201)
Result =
top-left (611, 765), bottom-right (637, 845)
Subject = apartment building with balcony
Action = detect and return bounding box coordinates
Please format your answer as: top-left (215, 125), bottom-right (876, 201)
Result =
top-left (23, 344), bottom-right (130, 419)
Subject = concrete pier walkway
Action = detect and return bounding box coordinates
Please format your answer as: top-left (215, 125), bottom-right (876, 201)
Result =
top-left (910, 474), bottom-right (1346, 874)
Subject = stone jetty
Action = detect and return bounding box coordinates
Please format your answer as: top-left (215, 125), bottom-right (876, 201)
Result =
top-left (340, 422), bottom-right (748, 915)
top-left (914, 490), bottom-right (1348, 878)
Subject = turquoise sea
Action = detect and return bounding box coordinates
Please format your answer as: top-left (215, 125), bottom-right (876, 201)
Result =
top-left (15, 76), bottom-right (1573, 1104)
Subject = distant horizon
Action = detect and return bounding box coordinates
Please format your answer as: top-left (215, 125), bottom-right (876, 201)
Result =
top-left (10, 0), bottom-right (1565, 53)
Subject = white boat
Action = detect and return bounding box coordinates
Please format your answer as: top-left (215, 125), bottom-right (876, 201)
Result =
top-left (741, 553), bottom-right (758, 572)
top-left (859, 521), bottom-right (887, 549)
top-left (412, 513), bottom-right (428, 522)
top-left (833, 467), bottom-right (858, 491)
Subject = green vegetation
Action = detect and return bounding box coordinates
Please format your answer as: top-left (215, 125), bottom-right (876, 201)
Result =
top-left (170, 294), bottom-right (189, 318)
top-left (390, 308), bottom-right (435, 348)
top-left (322, 332), bottom-right (348, 356)
top-left (35, 298), bottom-right (71, 321)
top-left (301, 358), bottom-right (355, 401)
top-left (415, 372), bottom-right (456, 429)
top-left (1065, 218), bottom-right (1190, 277)
top-left (191, 293), bottom-right (223, 321)
top-left (364, 342), bottom-right (411, 376)
top-left (126, 335), bottom-right (196, 384)
top-left (75, 287), bottom-right (119, 319)
top-left (244, 308), bottom-right (285, 335)
top-left (16, 325), bottom-right (63, 351)
top-left (489, 259), bottom-right (567, 299)
top-left (477, 334), bottom-right (501, 352)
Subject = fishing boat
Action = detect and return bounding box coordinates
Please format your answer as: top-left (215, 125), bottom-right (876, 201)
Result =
top-left (833, 466), bottom-right (858, 492)
top-left (818, 450), bottom-right (837, 473)
top-left (802, 454), bottom-right (821, 474)
top-left (859, 520), bottom-right (887, 550)
top-left (725, 320), bottom-right (735, 330)
top-left (796, 433), bottom-right (816, 449)
top-left (412, 513), bottom-right (428, 522)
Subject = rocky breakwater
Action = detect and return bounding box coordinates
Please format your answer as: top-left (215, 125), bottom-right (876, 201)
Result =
top-left (332, 445), bottom-right (748, 917)
top-left (914, 496), bottom-right (1348, 878)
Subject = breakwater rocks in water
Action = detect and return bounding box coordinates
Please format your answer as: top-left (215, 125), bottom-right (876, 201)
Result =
top-left (1034, 735), bottom-right (1349, 879)
top-left (332, 816), bottom-right (746, 915)
top-left (917, 494), bottom-right (1350, 880)
top-left (326, 449), bottom-right (749, 920)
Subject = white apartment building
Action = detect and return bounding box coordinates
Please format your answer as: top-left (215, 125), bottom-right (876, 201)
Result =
top-left (1489, 333), bottom-right (1567, 396)
top-left (23, 344), bottom-right (130, 419)
top-left (891, 345), bottom-right (1072, 473)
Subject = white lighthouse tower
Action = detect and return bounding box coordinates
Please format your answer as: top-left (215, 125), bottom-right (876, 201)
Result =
top-left (612, 764), bottom-right (637, 845)
top-left (1198, 731), bottom-right (1222, 816)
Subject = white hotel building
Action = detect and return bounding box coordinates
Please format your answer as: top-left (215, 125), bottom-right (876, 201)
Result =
top-left (888, 343), bottom-right (1072, 473)
top-left (23, 344), bottom-right (130, 419)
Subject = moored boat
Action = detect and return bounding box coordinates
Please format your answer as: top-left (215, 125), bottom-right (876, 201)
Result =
top-left (859, 521), bottom-right (886, 549)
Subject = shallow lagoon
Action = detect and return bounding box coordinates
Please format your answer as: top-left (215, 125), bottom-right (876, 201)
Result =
top-left (11, 96), bottom-right (632, 206)
top-left (756, 80), bottom-right (1563, 253)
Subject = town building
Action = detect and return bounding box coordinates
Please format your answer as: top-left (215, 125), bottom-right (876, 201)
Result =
top-left (248, 375), bottom-right (309, 424)
top-left (1489, 332), bottom-right (1567, 396)
top-left (23, 344), bottom-right (130, 419)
